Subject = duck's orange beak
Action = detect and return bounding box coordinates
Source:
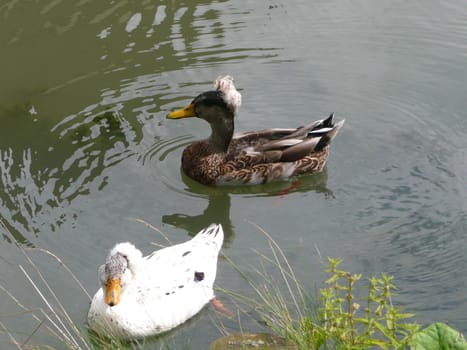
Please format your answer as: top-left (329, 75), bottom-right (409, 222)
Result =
top-left (105, 278), bottom-right (121, 307)
top-left (167, 103), bottom-right (195, 119)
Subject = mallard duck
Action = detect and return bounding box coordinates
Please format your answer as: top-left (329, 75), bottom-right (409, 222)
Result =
top-left (87, 224), bottom-right (224, 339)
top-left (167, 75), bottom-right (344, 186)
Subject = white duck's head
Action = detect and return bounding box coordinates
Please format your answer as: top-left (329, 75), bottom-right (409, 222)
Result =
top-left (98, 242), bottom-right (143, 307)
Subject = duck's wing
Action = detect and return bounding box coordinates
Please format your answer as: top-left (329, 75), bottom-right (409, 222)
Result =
top-left (215, 114), bottom-right (344, 185)
top-left (135, 224), bottom-right (223, 303)
top-left (231, 113), bottom-right (345, 163)
top-left (232, 127), bottom-right (297, 144)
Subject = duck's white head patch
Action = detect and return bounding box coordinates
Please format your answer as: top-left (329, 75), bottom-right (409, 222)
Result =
top-left (214, 75), bottom-right (241, 115)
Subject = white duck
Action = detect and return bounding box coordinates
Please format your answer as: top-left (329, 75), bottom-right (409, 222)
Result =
top-left (87, 224), bottom-right (224, 339)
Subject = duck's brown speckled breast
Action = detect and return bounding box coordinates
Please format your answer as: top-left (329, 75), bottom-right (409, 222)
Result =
top-left (181, 141), bottom-right (225, 185)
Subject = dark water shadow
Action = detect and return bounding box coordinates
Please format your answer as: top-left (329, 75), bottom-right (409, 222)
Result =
top-left (162, 173), bottom-right (235, 243)
top-left (163, 168), bottom-right (332, 244)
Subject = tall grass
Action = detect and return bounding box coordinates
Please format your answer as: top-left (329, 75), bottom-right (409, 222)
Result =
top-left (0, 219), bottom-right (93, 350)
top-left (218, 222), bottom-right (322, 348)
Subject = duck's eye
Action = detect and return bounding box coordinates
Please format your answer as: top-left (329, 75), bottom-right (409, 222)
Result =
top-left (119, 253), bottom-right (129, 265)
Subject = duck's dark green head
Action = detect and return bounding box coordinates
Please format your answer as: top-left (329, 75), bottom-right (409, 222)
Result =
top-left (167, 75), bottom-right (241, 122)
top-left (168, 91), bottom-right (238, 125)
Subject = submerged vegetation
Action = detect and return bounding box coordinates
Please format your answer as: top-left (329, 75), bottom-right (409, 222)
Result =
top-left (1, 220), bottom-right (466, 349)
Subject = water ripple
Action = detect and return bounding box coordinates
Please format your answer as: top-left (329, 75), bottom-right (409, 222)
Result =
top-left (138, 135), bottom-right (194, 197)
top-left (349, 148), bottom-right (467, 317)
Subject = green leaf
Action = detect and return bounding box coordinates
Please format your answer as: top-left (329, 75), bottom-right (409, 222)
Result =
top-left (374, 324), bottom-right (398, 344)
top-left (410, 323), bottom-right (467, 350)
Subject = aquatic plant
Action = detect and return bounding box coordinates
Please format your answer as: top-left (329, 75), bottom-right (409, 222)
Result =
top-left (310, 257), bottom-right (419, 349)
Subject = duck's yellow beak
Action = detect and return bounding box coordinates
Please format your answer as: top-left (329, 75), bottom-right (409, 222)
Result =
top-left (105, 278), bottom-right (121, 307)
top-left (167, 103), bottom-right (195, 119)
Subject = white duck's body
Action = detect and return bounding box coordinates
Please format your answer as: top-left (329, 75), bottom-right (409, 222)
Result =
top-left (87, 224), bottom-right (224, 339)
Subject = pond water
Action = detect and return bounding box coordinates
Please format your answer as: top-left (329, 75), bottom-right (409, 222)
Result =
top-left (1, 0), bottom-right (467, 348)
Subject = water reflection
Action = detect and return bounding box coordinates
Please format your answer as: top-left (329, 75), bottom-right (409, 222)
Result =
top-left (0, 107), bottom-right (134, 239)
top-left (163, 169), bottom-right (332, 244)
top-left (0, 0), bottom-right (278, 243)
top-left (163, 190), bottom-right (235, 243)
